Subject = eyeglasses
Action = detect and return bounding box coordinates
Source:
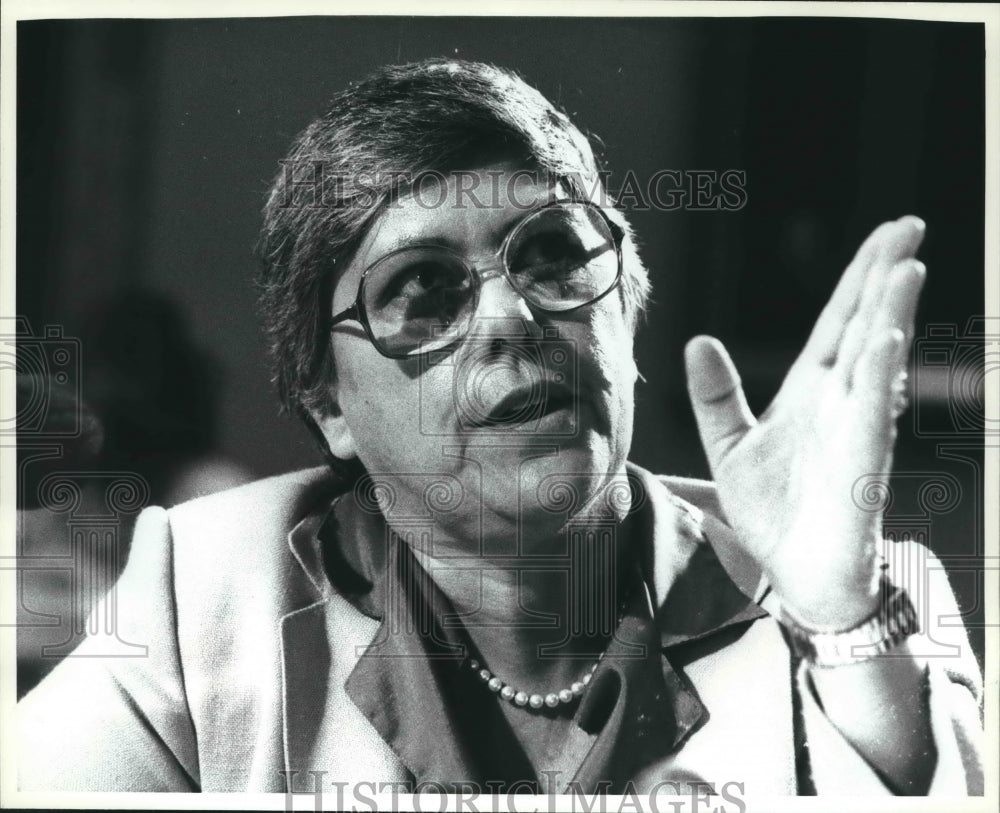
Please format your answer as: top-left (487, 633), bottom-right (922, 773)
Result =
top-left (329, 200), bottom-right (624, 359)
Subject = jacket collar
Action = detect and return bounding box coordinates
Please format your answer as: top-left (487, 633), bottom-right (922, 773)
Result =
top-left (624, 465), bottom-right (769, 648)
top-left (283, 463), bottom-right (767, 637)
top-left (279, 463), bottom-right (769, 788)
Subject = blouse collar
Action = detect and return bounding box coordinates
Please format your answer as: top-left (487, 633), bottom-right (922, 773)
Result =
top-left (285, 462), bottom-right (768, 791)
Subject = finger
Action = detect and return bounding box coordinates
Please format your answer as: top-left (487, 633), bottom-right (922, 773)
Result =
top-left (684, 336), bottom-right (756, 473)
top-left (868, 258), bottom-right (926, 354)
top-left (837, 255), bottom-right (925, 391)
top-left (852, 327), bottom-right (906, 471)
top-left (832, 217), bottom-right (925, 386)
top-left (800, 216), bottom-right (925, 369)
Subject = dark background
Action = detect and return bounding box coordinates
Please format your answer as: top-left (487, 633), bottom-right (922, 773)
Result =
top-left (16, 17), bottom-right (988, 668)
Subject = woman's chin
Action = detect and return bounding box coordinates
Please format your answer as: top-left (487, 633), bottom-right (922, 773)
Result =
top-left (476, 444), bottom-right (620, 527)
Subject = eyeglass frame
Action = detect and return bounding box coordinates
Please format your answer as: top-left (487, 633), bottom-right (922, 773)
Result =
top-left (327, 199), bottom-right (626, 360)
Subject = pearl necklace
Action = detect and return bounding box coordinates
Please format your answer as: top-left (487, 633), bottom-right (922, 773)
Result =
top-left (466, 588), bottom-right (631, 712)
top-left (467, 655), bottom-right (603, 710)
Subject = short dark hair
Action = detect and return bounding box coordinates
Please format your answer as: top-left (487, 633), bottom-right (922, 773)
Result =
top-left (257, 58), bottom-right (650, 425)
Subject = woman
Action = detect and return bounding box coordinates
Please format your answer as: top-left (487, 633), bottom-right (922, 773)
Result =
top-left (17, 59), bottom-right (983, 797)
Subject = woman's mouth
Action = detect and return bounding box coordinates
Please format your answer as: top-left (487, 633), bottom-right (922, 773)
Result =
top-left (465, 382), bottom-right (578, 430)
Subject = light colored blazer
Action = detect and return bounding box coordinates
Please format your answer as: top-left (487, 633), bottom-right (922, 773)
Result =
top-left (16, 465), bottom-right (984, 795)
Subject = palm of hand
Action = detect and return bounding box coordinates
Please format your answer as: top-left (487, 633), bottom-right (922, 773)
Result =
top-left (685, 217), bottom-right (926, 630)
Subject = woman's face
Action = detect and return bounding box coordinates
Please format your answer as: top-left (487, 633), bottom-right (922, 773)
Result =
top-left (318, 162), bottom-right (638, 551)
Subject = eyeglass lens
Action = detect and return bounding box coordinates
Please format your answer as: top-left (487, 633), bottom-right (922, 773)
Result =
top-left (363, 203), bottom-right (619, 357)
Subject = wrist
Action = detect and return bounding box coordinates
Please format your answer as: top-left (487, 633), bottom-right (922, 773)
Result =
top-left (778, 573), bottom-right (919, 668)
top-left (768, 549), bottom-right (883, 632)
top-left (779, 583), bottom-right (881, 633)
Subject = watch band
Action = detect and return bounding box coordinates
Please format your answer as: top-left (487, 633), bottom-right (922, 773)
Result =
top-left (779, 575), bottom-right (920, 668)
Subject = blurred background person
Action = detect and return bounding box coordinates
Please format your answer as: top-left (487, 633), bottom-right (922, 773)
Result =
top-left (15, 291), bottom-right (251, 697)
top-left (80, 287), bottom-right (253, 506)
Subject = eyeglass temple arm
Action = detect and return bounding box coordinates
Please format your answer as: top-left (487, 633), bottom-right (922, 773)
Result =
top-left (329, 304), bottom-right (360, 329)
top-left (607, 218), bottom-right (626, 247)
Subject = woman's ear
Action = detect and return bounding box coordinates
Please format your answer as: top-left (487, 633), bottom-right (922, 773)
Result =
top-left (310, 404), bottom-right (358, 460)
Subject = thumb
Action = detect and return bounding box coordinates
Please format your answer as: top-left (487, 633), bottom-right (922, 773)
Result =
top-left (684, 335), bottom-right (756, 473)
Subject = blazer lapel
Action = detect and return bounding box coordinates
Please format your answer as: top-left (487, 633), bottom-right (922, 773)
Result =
top-left (279, 499), bottom-right (410, 790)
top-left (276, 465), bottom-right (778, 791)
top-left (624, 465), bottom-right (769, 649)
top-left (634, 467), bottom-right (796, 794)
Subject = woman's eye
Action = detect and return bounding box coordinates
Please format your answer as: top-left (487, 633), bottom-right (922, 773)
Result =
top-left (511, 233), bottom-right (585, 277)
top-left (381, 262), bottom-right (459, 303)
top-left (407, 263), bottom-right (451, 291)
top-left (513, 233), bottom-right (569, 265)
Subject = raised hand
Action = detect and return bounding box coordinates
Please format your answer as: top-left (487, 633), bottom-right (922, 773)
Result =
top-left (684, 216), bottom-right (927, 630)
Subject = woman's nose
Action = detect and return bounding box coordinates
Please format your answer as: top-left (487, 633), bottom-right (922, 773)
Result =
top-left (468, 266), bottom-right (538, 336)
